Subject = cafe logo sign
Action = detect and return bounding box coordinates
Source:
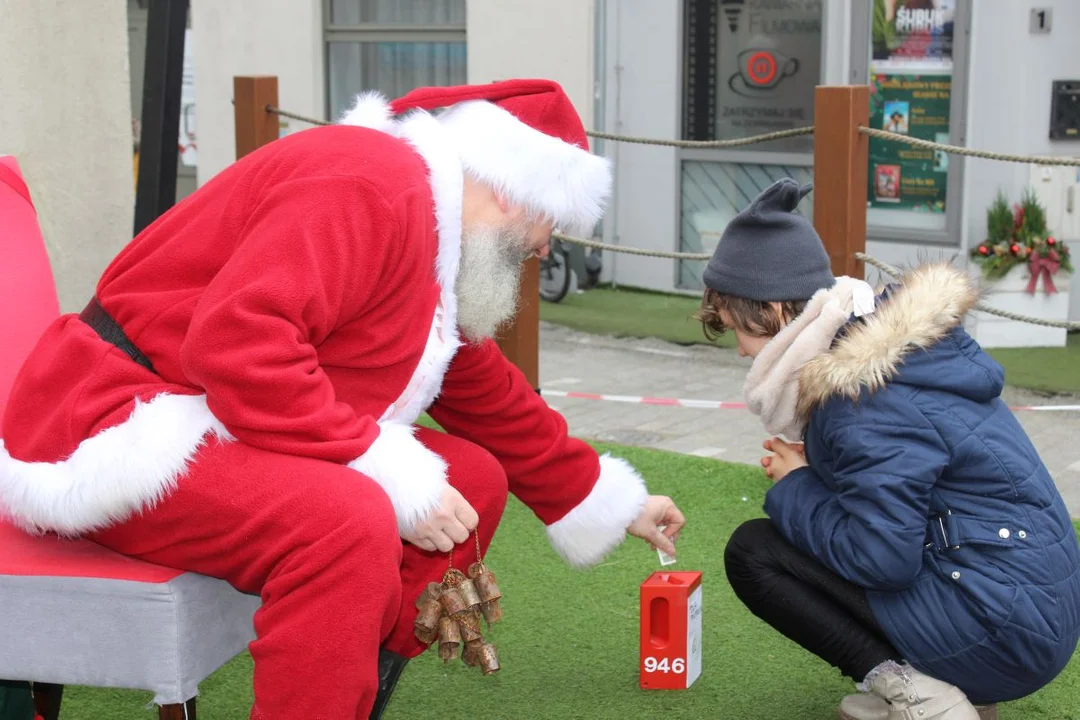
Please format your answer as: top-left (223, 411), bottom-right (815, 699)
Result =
top-left (729, 48), bottom-right (800, 97)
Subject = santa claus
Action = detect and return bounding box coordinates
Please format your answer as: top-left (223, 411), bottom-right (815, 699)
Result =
top-left (0, 80), bottom-right (685, 718)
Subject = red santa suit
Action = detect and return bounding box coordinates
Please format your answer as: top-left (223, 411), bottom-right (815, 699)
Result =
top-left (0, 80), bottom-right (647, 717)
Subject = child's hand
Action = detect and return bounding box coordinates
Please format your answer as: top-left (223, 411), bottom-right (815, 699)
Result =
top-left (761, 437), bottom-right (807, 482)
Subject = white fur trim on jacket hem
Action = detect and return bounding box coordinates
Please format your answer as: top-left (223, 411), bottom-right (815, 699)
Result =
top-left (348, 422), bottom-right (447, 536)
top-left (0, 393), bottom-right (230, 536)
top-left (545, 454), bottom-right (648, 568)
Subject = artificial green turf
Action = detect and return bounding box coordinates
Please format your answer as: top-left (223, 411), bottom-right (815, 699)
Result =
top-left (540, 285), bottom-right (735, 349)
top-left (987, 332), bottom-right (1080, 395)
top-left (540, 287), bottom-right (1080, 395)
top-left (57, 446), bottom-right (1080, 719)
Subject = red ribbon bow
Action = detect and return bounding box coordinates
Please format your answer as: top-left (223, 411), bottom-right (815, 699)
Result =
top-left (1026, 250), bottom-right (1060, 294)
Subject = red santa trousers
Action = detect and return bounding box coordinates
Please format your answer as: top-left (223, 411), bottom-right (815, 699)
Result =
top-left (87, 425), bottom-right (508, 719)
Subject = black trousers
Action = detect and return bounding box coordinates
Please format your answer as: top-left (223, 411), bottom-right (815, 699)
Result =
top-left (724, 518), bottom-right (903, 682)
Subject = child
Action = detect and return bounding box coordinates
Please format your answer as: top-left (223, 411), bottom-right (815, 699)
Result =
top-left (698, 178), bottom-right (1080, 720)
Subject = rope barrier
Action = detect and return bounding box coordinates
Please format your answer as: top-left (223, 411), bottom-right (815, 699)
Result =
top-left (858, 127), bottom-right (1080, 167)
top-left (266, 106), bottom-right (814, 149)
top-left (263, 105), bottom-right (1077, 329)
top-left (857, 252), bottom-right (1080, 330)
top-left (265, 106), bottom-right (1080, 167)
top-left (585, 127), bottom-right (814, 148)
top-left (546, 237), bottom-right (1078, 330)
top-left (269, 107), bottom-right (330, 126)
top-left (552, 232), bottom-right (711, 260)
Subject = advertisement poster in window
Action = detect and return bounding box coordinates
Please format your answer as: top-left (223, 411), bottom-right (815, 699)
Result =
top-left (867, 0), bottom-right (954, 213)
top-left (712, 0), bottom-right (822, 152)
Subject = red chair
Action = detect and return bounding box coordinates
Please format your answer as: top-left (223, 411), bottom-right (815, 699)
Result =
top-left (0, 156), bottom-right (258, 719)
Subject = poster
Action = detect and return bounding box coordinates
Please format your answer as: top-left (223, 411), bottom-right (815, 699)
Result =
top-left (872, 0), bottom-right (955, 66)
top-left (868, 73), bottom-right (950, 211)
top-left (714, 0), bottom-right (823, 149)
top-left (867, 0), bottom-right (954, 213)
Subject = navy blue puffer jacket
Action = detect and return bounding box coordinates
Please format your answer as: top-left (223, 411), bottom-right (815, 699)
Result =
top-left (764, 264), bottom-right (1080, 704)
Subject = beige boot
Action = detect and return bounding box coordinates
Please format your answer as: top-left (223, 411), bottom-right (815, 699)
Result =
top-left (863, 662), bottom-right (979, 720)
top-left (838, 691), bottom-right (889, 720)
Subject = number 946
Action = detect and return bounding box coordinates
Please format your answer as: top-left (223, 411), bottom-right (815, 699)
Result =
top-left (643, 656), bottom-right (685, 674)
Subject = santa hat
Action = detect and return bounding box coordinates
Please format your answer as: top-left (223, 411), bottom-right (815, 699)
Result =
top-left (342, 79), bottom-right (611, 237)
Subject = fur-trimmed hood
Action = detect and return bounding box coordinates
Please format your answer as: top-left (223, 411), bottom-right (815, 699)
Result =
top-left (796, 263), bottom-right (984, 421)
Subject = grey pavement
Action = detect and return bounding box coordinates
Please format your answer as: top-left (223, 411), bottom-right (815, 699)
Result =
top-left (537, 322), bottom-right (1080, 518)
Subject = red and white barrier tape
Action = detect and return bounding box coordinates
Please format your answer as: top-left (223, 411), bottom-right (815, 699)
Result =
top-left (541, 389), bottom-right (1080, 413)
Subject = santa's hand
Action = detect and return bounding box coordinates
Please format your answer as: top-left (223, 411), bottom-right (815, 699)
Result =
top-left (401, 486), bottom-right (479, 553)
top-left (628, 495), bottom-right (685, 558)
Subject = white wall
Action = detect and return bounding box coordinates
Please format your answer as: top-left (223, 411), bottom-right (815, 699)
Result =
top-left (466, 0), bottom-right (595, 122)
top-left (192, 0), bottom-right (324, 186)
top-left (0, 0), bottom-right (134, 312)
top-left (599, 0), bottom-right (683, 292)
top-left (962, 0), bottom-right (1080, 324)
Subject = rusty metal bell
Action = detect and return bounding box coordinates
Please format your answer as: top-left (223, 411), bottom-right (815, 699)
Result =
top-left (480, 599), bottom-right (503, 625)
top-left (414, 597), bottom-right (442, 645)
top-left (468, 562), bottom-right (503, 625)
top-left (437, 615), bottom-right (461, 662)
top-left (478, 642), bottom-right (501, 675)
top-left (468, 562), bottom-right (502, 602)
top-left (455, 608), bottom-right (483, 643)
top-left (458, 577), bottom-right (482, 610)
top-left (438, 585), bottom-right (468, 617)
top-left (461, 637), bottom-right (484, 667)
top-left (415, 582), bottom-right (443, 609)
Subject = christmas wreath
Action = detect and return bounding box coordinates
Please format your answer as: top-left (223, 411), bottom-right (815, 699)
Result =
top-left (970, 189), bottom-right (1072, 294)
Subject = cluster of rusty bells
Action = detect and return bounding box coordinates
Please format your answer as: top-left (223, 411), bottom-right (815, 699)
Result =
top-left (414, 561), bottom-right (503, 674)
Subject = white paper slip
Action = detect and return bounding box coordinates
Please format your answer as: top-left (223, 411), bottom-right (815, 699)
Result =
top-left (657, 525), bottom-right (677, 566)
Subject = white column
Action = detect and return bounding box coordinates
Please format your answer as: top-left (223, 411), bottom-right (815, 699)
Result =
top-left (466, 0), bottom-right (596, 122)
top-left (0, 0), bottom-right (134, 311)
top-left (192, 0), bottom-right (324, 186)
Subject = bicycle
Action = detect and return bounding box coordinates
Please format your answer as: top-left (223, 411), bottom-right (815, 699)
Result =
top-left (539, 235), bottom-right (602, 303)
top-left (539, 236), bottom-right (573, 303)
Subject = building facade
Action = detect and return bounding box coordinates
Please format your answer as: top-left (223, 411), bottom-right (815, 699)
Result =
top-left (186, 0), bottom-right (1080, 327)
top-left (596, 0), bottom-right (1080, 333)
top-left (5, 0), bottom-right (1078, 325)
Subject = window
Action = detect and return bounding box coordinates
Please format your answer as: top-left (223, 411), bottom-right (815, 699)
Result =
top-left (852, 0), bottom-right (971, 243)
top-left (324, 0), bottom-right (467, 120)
top-left (678, 0), bottom-right (823, 289)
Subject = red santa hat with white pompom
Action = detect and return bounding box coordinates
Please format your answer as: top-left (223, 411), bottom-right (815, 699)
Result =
top-left (340, 79), bottom-right (612, 238)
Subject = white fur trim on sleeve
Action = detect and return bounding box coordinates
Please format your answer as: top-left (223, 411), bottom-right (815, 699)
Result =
top-left (347, 422), bottom-right (447, 536)
top-left (545, 454), bottom-right (648, 568)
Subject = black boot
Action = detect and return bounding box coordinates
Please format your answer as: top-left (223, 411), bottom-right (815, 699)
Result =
top-left (369, 650), bottom-right (409, 720)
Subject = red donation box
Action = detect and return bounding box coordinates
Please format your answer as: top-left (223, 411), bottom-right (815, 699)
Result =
top-left (639, 571), bottom-right (702, 690)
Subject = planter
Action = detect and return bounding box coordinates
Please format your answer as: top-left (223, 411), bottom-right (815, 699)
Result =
top-left (967, 264), bottom-right (1070, 348)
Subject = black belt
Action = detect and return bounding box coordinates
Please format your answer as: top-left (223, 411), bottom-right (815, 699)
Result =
top-left (79, 298), bottom-right (156, 373)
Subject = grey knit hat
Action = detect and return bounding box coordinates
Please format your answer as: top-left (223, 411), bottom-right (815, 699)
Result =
top-left (702, 178), bottom-right (834, 302)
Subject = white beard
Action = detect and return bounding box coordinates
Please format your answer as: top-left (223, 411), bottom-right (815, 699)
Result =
top-left (455, 222), bottom-right (529, 343)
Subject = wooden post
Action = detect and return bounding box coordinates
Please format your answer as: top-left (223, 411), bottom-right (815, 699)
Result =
top-left (496, 257), bottom-right (540, 390)
top-left (812, 86), bottom-right (869, 279)
top-left (234, 76), bottom-right (280, 160)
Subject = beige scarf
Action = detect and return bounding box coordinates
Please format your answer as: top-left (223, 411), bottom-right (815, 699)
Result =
top-left (743, 277), bottom-right (876, 440)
